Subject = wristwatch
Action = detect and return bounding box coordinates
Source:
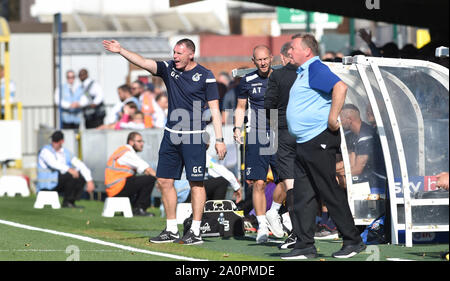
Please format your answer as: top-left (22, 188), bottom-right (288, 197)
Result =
top-left (233, 126), bottom-right (240, 133)
top-left (216, 138), bottom-right (224, 143)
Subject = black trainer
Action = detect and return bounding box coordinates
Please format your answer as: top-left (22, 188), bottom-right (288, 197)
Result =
top-left (149, 230), bottom-right (180, 243)
top-left (174, 229), bottom-right (203, 245)
top-left (279, 232), bottom-right (297, 250)
top-left (133, 208), bottom-right (155, 217)
top-left (332, 241), bottom-right (366, 258)
top-left (62, 201), bottom-right (84, 209)
top-left (280, 246), bottom-right (317, 260)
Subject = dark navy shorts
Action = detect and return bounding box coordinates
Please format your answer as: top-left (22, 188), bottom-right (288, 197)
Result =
top-left (244, 129), bottom-right (279, 183)
top-left (156, 129), bottom-right (207, 181)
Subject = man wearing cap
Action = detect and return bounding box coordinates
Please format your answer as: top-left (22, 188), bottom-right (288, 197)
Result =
top-left (36, 130), bottom-right (95, 208)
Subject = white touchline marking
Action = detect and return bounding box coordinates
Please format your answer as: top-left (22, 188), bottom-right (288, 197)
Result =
top-left (386, 258), bottom-right (415, 261)
top-left (0, 219), bottom-right (206, 261)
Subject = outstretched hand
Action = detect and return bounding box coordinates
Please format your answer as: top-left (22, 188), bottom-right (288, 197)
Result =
top-left (358, 28), bottom-right (372, 44)
top-left (103, 40), bottom-right (121, 53)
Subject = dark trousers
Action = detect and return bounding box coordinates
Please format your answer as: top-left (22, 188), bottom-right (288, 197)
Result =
top-left (52, 172), bottom-right (86, 204)
top-left (184, 177), bottom-right (229, 203)
top-left (292, 128), bottom-right (361, 248)
top-left (115, 175), bottom-right (156, 210)
top-left (205, 177), bottom-right (229, 200)
top-left (62, 122), bottom-right (80, 130)
top-left (85, 118), bottom-right (103, 129)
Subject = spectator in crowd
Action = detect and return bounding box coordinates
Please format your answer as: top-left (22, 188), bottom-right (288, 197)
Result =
top-left (36, 130), bottom-right (95, 208)
top-left (416, 27), bottom-right (449, 67)
top-left (78, 68), bottom-right (106, 129)
top-left (221, 69), bottom-right (243, 125)
top-left (234, 44), bottom-right (283, 243)
top-left (264, 40), bottom-right (301, 248)
top-left (321, 51), bottom-right (336, 62)
top-left (131, 80), bottom-right (146, 100)
top-left (116, 111), bottom-right (145, 130)
top-left (152, 93), bottom-right (168, 128)
top-left (349, 50), bottom-right (367, 57)
top-left (335, 52), bottom-right (344, 62)
top-left (104, 131), bottom-right (157, 216)
top-left (358, 28), bottom-right (399, 58)
top-left (283, 33), bottom-right (365, 259)
top-left (139, 87), bottom-right (157, 128)
top-left (0, 64), bottom-right (16, 119)
top-left (54, 70), bottom-right (83, 129)
top-left (217, 71), bottom-right (232, 89)
top-left (114, 102), bottom-right (144, 130)
top-left (400, 44), bottom-right (419, 59)
top-left (217, 82), bottom-right (228, 112)
top-left (322, 51), bottom-right (344, 63)
top-left (107, 84), bottom-right (140, 125)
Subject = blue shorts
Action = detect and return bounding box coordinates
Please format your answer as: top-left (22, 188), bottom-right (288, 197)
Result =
top-left (156, 130), bottom-right (206, 181)
top-left (245, 129), bottom-right (279, 183)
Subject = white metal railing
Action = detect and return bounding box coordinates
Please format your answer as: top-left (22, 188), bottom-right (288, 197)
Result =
top-left (232, 54), bottom-right (449, 247)
top-left (351, 55), bottom-right (449, 247)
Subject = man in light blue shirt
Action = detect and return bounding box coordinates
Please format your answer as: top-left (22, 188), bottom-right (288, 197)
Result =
top-left (286, 55), bottom-right (341, 143)
top-left (54, 70), bottom-right (83, 129)
top-left (282, 33), bottom-right (365, 260)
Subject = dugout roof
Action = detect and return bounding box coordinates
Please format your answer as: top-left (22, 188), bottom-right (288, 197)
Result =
top-left (238, 0), bottom-right (449, 32)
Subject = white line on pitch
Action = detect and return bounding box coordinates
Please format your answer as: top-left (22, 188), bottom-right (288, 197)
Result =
top-left (0, 219), bottom-right (206, 261)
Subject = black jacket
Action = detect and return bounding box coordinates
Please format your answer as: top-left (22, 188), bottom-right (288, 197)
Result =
top-left (264, 63), bottom-right (298, 130)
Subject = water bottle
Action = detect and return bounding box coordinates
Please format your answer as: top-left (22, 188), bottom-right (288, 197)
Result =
top-left (160, 204), bottom-right (165, 218)
top-left (218, 212), bottom-right (225, 236)
top-left (218, 212), bottom-right (225, 224)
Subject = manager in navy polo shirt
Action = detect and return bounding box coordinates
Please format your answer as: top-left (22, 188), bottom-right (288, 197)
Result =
top-left (281, 33), bottom-right (365, 260)
top-left (103, 38), bottom-right (227, 246)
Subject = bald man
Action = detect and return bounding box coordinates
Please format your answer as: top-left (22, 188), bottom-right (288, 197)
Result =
top-left (78, 68), bottom-right (106, 129)
top-left (233, 45), bottom-right (283, 243)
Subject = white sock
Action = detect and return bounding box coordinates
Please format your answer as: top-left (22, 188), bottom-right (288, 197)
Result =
top-left (269, 201), bottom-right (281, 213)
top-left (166, 219), bottom-right (178, 234)
top-left (191, 220), bottom-right (201, 236)
top-left (257, 215), bottom-right (268, 231)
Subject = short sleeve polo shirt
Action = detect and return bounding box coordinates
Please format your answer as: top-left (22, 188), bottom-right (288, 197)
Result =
top-left (156, 60), bottom-right (219, 131)
top-left (286, 56), bottom-right (341, 143)
top-left (238, 70), bottom-right (270, 131)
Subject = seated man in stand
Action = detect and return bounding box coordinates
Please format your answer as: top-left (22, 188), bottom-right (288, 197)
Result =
top-left (105, 131), bottom-right (157, 216)
top-left (36, 130), bottom-right (95, 208)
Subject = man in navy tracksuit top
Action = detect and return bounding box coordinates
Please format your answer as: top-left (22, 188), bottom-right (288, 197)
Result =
top-left (233, 45), bottom-right (282, 244)
top-left (103, 38), bottom-right (227, 245)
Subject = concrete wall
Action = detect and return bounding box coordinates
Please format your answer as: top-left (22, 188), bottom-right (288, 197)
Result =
top-left (10, 33), bottom-right (54, 106)
top-left (79, 124), bottom-right (238, 192)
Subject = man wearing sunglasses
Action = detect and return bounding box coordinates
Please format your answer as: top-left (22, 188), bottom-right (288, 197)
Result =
top-left (54, 70), bottom-right (83, 129)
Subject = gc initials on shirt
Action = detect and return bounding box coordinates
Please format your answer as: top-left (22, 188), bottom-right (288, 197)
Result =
top-left (171, 70), bottom-right (180, 79)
